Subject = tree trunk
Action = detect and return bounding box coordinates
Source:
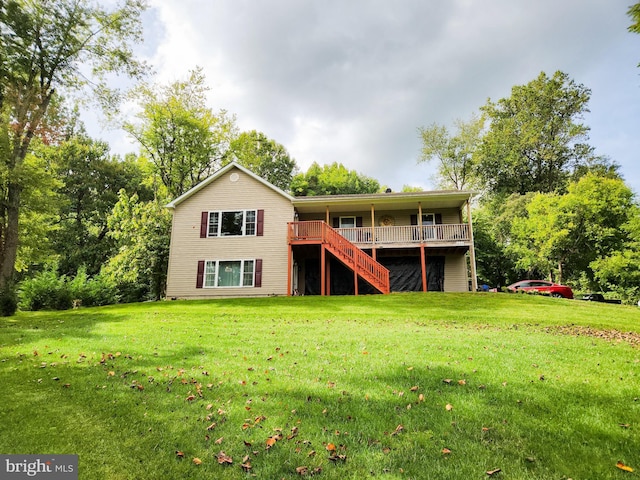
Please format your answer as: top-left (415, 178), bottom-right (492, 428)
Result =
top-left (0, 181), bottom-right (20, 289)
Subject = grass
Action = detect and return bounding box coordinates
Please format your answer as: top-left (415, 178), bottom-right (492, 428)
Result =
top-left (0, 293), bottom-right (639, 479)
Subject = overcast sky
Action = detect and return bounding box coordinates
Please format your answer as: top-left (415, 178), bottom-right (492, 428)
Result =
top-left (93, 0), bottom-right (640, 194)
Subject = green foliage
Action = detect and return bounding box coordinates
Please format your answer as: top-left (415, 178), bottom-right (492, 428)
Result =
top-left (18, 266), bottom-right (71, 311)
top-left (476, 71), bottom-right (593, 196)
top-left (481, 174), bottom-right (636, 286)
top-left (15, 149), bottom-right (63, 271)
top-left (0, 0), bottom-right (147, 287)
top-left (125, 68), bottom-right (238, 198)
top-left (629, 2), bottom-right (640, 33)
top-left (103, 192), bottom-right (171, 301)
top-left (18, 265), bottom-right (118, 311)
top-left (290, 161), bottom-right (380, 196)
top-left (591, 207), bottom-right (640, 303)
top-left (43, 135), bottom-right (154, 276)
top-left (227, 130), bottom-right (298, 191)
top-left (418, 114), bottom-right (484, 190)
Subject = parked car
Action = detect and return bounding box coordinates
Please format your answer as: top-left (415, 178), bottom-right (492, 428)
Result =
top-left (506, 280), bottom-right (574, 299)
top-left (581, 293), bottom-right (621, 304)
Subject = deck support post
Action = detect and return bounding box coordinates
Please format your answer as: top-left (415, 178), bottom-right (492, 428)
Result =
top-left (287, 244), bottom-right (293, 296)
top-left (321, 244), bottom-right (326, 296)
top-left (420, 245), bottom-right (427, 292)
top-left (466, 201), bottom-right (478, 292)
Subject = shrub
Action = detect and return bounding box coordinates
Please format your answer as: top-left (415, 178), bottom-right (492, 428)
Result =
top-left (20, 266), bottom-right (119, 311)
top-left (19, 267), bottom-right (71, 311)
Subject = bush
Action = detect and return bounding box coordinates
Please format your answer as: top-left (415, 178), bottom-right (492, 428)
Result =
top-left (19, 267), bottom-right (71, 311)
top-left (19, 266), bottom-right (119, 311)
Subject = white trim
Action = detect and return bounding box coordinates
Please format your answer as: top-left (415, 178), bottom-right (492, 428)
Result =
top-left (203, 259), bottom-right (256, 288)
top-left (206, 209), bottom-right (257, 237)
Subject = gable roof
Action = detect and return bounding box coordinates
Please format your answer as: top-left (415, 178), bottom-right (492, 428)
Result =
top-left (165, 161), bottom-right (296, 209)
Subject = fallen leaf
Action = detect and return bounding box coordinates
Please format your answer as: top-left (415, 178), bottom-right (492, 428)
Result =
top-left (446, 404), bottom-right (453, 411)
top-left (442, 448), bottom-right (452, 454)
top-left (443, 379), bottom-right (452, 384)
top-left (486, 468), bottom-right (501, 476)
top-left (175, 451), bottom-right (185, 458)
top-left (266, 436), bottom-right (278, 449)
top-left (458, 379), bottom-right (466, 386)
top-left (619, 423), bottom-right (631, 428)
top-left (410, 386), bottom-right (419, 391)
top-left (326, 443), bottom-right (336, 451)
top-left (328, 453), bottom-right (347, 462)
top-left (391, 424), bottom-right (404, 436)
top-left (418, 393), bottom-right (425, 403)
top-left (216, 451), bottom-right (233, 465)
top-left (616, 461), bottom-right (634, 472)
top-left (296, 466), bottom-right (309, 475)
top-left (214, 437), bottom-right (224, 445)
top-left (241, 460), bottom-right (252, 471)
top-left (192, 457), bottom-right (202, 465)
top-left (186, 394), bottom-right (196, 402)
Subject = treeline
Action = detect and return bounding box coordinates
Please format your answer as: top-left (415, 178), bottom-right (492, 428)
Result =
top-left (419, 71), bottom-right (639, 302)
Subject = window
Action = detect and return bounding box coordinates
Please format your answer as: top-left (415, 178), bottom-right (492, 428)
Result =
top-left (207, 210), bottom-right (257, 237)
top-left (339, 216), bottom-right (356, 228)
top-left (201, 260), bottom-right (255, 287)
top-left (421, 213), bottom-right (435, 226)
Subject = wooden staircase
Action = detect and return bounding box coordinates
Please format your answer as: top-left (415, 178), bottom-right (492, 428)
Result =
top-left (288, 221), bottom-right (390, 295)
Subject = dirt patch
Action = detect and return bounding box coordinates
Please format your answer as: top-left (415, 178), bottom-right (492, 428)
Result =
top-left (547, 325), bottom-right (640, 348)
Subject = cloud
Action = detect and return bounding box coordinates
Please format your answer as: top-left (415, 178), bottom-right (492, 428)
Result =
top-left (99, 0), bottom-right (640, 192)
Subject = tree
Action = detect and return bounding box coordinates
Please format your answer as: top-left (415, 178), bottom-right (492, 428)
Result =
top-left (46, 135), bottom-right (154, 276)
top-left (226, 130), bottom-right (298, 191)
top-left (290, 162), bottom-right (380, 196)
top-left (125, 68), bottom-right (238, 199)
top-left (103, 192), bottom-right (171, 302)
top-left (475, 71), bottom-right (594, 197)
top-left (509, 174), bottom-right (634, 283)
top-left (0, 0), bottom-right (147, 289)
top-left (418, 114), bottom-right (484, 190)
top-left (630, 3), bottom-right (640, 66)
top-left (591, 207), bottom-right (640, 302)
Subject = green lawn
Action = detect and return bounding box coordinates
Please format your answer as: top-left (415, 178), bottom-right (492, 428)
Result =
top-left (1, 293), bottom-right (639, 479)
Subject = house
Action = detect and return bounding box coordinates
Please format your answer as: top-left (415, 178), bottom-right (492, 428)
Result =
top-left (165, 162), bottom-right (478, 299)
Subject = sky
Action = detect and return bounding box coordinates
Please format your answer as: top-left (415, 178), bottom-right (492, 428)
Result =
top-left (90, 0), bottom-right (640, 194)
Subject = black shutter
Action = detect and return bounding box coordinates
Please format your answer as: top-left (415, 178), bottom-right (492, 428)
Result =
top-left (196, 260), bottom-right (205, 288)
top-left (435, 213), bottom-right (442, 224)
top-left (254, 259), bottom-right (262, 287)
top-left (410, 214), bottom-right (418, 225)
top-left (200, 212), bottom-right (208, 238)
top-left (356, 216), bottom-right (363, 227)
top-left (332, 218), bottom-right (339, 228)
top-left (256, 209), bottom-right (264, 236)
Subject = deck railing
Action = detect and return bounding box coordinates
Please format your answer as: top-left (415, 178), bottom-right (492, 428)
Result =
top-left (336, 224), bottom-right (470, 245)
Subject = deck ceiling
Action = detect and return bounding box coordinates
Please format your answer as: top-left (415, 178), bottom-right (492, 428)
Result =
top-left (292, 190), bottom-right (474, 214)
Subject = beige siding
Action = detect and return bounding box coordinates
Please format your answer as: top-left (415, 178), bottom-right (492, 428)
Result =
top-left (444, 254), bottom-right (469, 292)
top-left (166, 167), bottom-right (294, 299)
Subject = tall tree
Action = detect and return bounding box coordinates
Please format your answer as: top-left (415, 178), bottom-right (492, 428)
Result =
top-left (0, 0), bottom-right (147, 289)
top-left (509, 174), bottom-right (634, 283)
top-left (418, 114), bottom-right (484, 190)
top-left (475, 71), bottom-right (593, 197)
top-left (125, 68), bottom-right (238, 199)
top-left (46, 136), bottom-right (153, 276)
top-left (227, 130), bottom-right (298, 191)
top-left (630, 3), bottom-right (640, 66)
top-left (290, 162), bottom-right (380, 196)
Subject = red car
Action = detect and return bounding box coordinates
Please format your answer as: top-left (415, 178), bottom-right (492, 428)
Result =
top-left (506, 280), bottom-right (574, 299)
